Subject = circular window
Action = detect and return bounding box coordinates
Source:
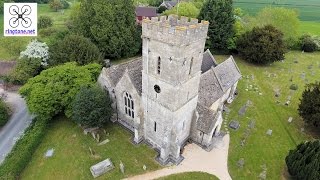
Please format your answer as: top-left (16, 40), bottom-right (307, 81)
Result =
top-left (154, 85), bottom-right (161, 93)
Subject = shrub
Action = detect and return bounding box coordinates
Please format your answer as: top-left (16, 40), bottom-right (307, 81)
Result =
top-left (298, 82), bottom-right (320, 127)
top-left (60, 0), bottom-right (69, 9)
top-left (289, 84), bottom-right (298, 91)
top-left (0, 117), bottom-right (48, 179)
top-left (285, 140), bottom-right (320, 179)
top-left (72, 86), bottom-right (113, 127)
top-left (8, 57), bottom-right (43, 84)
top-left (299, 34), bottom-right (318, 52)
top-left (0, 99), bottom-right (10, 127)
top-left (0, 37), bottom-right (28, 58)
top-left (48, 34), bottom-right (102, 66)
top-left (38, 26), bottom-right (58, 37)
top-left (38, 16), bottom-right (53, 29)
top-left (237, 25), bottom-right (286, 64)
top-left (157, 6), bottom-right (167, 14)
top-left (20, 39), bottom-right (49, 66)
top-left (19, 62), bottom-right (101, 118)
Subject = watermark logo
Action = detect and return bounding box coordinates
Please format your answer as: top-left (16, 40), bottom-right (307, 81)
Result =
top-left (3, 3), bottom-right (37, 36)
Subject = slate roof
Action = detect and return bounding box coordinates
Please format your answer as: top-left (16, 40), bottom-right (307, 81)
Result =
top-left (201, 49), bottom-right (218, 73)
top-left (135, 7), bottom-right (157, 17)
top-left (103, 57), bottom-right (142, 95)
top-left (196, 104), bottom-right (218, 133)
top-left (160, 1), bottom-right (178, 9)
top-left (196, 56), bottom-right (241, 133)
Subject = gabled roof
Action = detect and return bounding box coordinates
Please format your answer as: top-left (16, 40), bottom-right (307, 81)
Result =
top-left (201, 49), bottom-right (218, 73)
top-left (196, 104), bottom-right (218, 133)
top-left (160, 1), bottom-right (178, 8)
top-left (135, 7), bottom-right (157, 17)
top-left (212, 56), bottom-right (241, 92)
top-left (103, 57), bottom-right (142, 95)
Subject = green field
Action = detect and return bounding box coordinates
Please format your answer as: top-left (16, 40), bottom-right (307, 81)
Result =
top-left (234, 0), bottom-right (320, 22)
top-left (0, 4), bottom-right (73, 60)
top-left (21, 116), bottom-right (161, 180)
top-left (215, 51), bottom-right (320, 179)
top-left (300, 21), bottom-right (320, 35)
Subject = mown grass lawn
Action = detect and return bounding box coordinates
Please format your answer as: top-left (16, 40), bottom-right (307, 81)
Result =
top-left (216, 51), bottom-right (320, 179)
top-left (157, 172), bottom-right (219, 180)
top-left (299, 21), bottom-right (320, 35)
top-left (21, 116), bottom-right (161, 180)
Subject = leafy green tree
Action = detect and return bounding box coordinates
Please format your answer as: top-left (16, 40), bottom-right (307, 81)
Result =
top-left (49, 0), bottom-right (63, 12)
top-left (247, 7), bottom-right (300, 48)
top-left (0, 99), bottom-right (10, 127)
top-left (162, 2), bottom-right (199, 18)
top-left (38, 16), bottom-right (53, 29)
top-left (72, 86), bottom-right (112, 127)
top-left (157, 6), bottom-right (167, 14)
top-left (19, 63), bottom-right (101, 119)
top-left (286, 140), bottom-right (320, 179)
top-left (237, 25), bottom-right (285, 64)
top-left (148, 0), bottom-right (162, 6)
top-left (48, 34), bottom-right (102, 66)
top-left (72, 0), bottom-right (139, 59)
top-left (198, 0), bottom-right (235, 50)
top-left (298, 82), bottom-right (320, 127)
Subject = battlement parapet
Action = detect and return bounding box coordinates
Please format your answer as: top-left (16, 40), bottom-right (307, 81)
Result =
top-left (142, 15), bottom-right (209, 46)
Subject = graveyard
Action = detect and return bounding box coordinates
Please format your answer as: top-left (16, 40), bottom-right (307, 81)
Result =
top-left (18, 51), bottom-right (320, 179)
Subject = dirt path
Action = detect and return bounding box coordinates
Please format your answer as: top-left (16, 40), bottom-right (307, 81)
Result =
top-left (126, 135), bottom-right (232, 180)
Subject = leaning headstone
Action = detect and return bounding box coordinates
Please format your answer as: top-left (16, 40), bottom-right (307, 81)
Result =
top-left (229, 120), bottom-right (240, 130)
top-left (301, 128), bottom-right (305, 132)
top-left (120, 161), bottom-right (125, 174)
top-left (96, 134), bottom-right (100, 143)
top-left (89, 147), bottom-right (94, 156)
top-left (237, 158), bottom-right (245, 168)
top-left (258, 164), bottom-right (267, 180)
top-left (92, 132), bottom-right (96, 140)
top-left (90, 158), bottom-right (114, 178)
top-left (143, 165), bottom-right (147, 171)
top-left (300, 72), bottom-right (305, 79)
top-left (288, 117), bottom-right (293, 123)
top-left (84, 127), bottom-right (99, 135)
top-left (285, 101), bottom-right (290, 106)
top-left (45, 148), bottom-right (54, 158)
top-left (98, 139), bottom-right (110, 146)
top-left (266, 129), bottom-right (272, 136)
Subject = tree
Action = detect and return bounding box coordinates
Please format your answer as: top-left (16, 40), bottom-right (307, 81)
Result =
top-left (0, 99), bottom-right (10, 127)
top-left (49, 0), bottom-right (62, 12)
top-left (72, 86), bottom-right (112, 127)
top-left (38, 16), bottom-right (53, 29)
top-left (20, 39), bottom-right (49, 66)
top-left (237, 25), bottom-right (285, 64)
top-left (19, 63), bottom-right (101, 119)
top-left (298, 82), bottom-right (320, 127)
top-left (285, 140), bottom-right (320, 179)
top-left (299, 34), bottom-right (318, 52)
top-left (48, 34), bottom-right (102, 66)
top-left (72, 0), bottom-right (139, 59)
top-left (198, 0), bottom-right (235, 50)
top-left (162, 2), bottom-right (200, 18)
top-left (247, 7), bottom-right (300, 48)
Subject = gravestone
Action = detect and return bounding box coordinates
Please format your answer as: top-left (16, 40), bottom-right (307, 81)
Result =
top-left (229, 120), bottom-right (240, 130)
top-left (120, 161), bottom-right (125, 174)
top-left (266, 129), bottom-right (272, 136)
top-left (237, 158), bottom-right (245, 168)
top-left (223, 106), bottom-right (231, 114)
top-left (301, 128), bottom-right (305, 132)
top-left (98, 139), bottom-right (110, 146)
top-left (288, 117), bottom-right (293, 123)
top-left (274, 89), bottom-right (280, 97)
top-left (45, 148), bottom-right (54, 158)
top-left (143, 165), bottom-right (147, 171)
top-left (300, 72), bottom-right (305, 79)
top-left (285, 101), bottom-right (290, 106)
top-left (258, 164), bottom-right (267, 180)
top-left (308, 64), bottom-right (313, 69)
top-left (90, 158), bottom-right (114, 178)
top-left (84, 127), bottom-right (99, 135)
top-left (238, 105), bottom-right (247, 116)
top-left (248, 120), bottom-right (255, 129)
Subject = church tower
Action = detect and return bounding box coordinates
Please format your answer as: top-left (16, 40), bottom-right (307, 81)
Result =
top-left (141, 15), bottom-right (209, 164)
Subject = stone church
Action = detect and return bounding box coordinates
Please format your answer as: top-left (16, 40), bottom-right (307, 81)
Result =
top-left (98, 15), bottom-right (241, 165)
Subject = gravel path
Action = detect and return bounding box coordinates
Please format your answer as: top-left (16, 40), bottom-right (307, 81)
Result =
top-left (126, 134), bottom-right (232, 180)
top-left (0, 89), bottom-right (33, 164)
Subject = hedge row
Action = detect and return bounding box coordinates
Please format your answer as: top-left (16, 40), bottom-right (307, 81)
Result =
top-left (0, 117), bottom-right (49, 179)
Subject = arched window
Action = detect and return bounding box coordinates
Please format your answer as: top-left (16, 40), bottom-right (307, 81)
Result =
top-left (157, 56), bottom-right (161, 74)
top-left (124, 92), bottom-right (134, 118)
top-left (189, 58), bottom-right (193, 75)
